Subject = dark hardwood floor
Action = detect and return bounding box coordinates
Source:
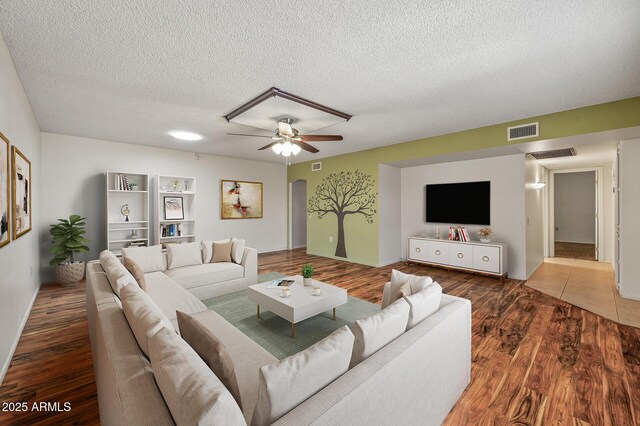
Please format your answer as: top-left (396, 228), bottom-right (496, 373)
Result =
top-left (1, 248), bottom-right (638, 425)
top-left (555, 241), bottom-right (597, 261)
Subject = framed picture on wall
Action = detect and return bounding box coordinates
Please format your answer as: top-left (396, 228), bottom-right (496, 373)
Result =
top-left (164, 196), bottom-right (184, 220)
top-left (0, 132), bottom-right (10, 248)
top-left (11, 146), bottom-right (32, 239)
top-left (220, 180), bottom-right (263, 219)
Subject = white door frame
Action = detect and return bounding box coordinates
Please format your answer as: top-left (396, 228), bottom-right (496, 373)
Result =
top-left (548, 167), bottom-right (603, 261)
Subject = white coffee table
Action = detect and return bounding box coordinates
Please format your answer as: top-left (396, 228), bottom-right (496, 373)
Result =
top-left (247, 275), bottom-right (347, 338)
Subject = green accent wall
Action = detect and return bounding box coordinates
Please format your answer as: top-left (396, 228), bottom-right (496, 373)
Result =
top-left (289, 97), bottom-right (640, 266)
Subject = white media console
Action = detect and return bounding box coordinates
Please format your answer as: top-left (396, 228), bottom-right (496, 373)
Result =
top-left (407, 237), bottom-right (508, 279)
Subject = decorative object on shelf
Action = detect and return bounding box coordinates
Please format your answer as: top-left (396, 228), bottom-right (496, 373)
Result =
top-left (129, 182), bottom-right (139, 191)
top-left (172, 179), bottom-right (181, 192)
top-left (308, 170), bottom-right (376, 258)
top-left (478, 227), bottom-right (494, 243)
top-left (435, 226), bottom-right (440, 239)
top-left (49, 215), bottom-right (90, 286)
top-left (130, 229), bottom-right (138, 239)
top-left (164, 196), bottom-right (184, 220)
top-left (448, 226), bottom-right (470, 242)
top-left (302, 263), bottom-right (314, 286)
top-left (121, 204), bottom-right (131, 222)
top-left (11, 146), bottom-right (31, 239)
top-left (0, 132), bottom-right (10, 248)
top-left (418, 230), bottom-right (428, 238)
top-left (221, 180), bottom-right (263, 219)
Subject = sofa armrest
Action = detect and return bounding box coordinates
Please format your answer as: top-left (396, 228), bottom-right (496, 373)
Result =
top-left (240, 247), bottom-right (258, 284)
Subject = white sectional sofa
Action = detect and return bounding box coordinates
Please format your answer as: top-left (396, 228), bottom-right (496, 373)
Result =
top-left (86, 245), bottom-right (472, 426)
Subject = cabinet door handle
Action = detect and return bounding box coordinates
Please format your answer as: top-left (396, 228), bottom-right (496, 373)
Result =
top-left (482, 256), bottom-right (490, 262)
top-left (415, 247), bottom-right (421, 253)
top-left (435, 250), bottom-right (441, 255)
top-left (457, 253), bottom-right (464, 258)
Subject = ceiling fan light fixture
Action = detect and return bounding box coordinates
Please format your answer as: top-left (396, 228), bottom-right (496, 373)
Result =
top-left (281, 141), bottom-right (293, 157)
top-left (291, 144), bottom-right (301, 155)
top-left (272, 143), bottom-right (283, 155)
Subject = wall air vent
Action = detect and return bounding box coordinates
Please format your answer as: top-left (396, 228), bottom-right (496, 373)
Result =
top-left (507, 122), bottom-right (539, 141)
top-left (311, 162), bottom-right (322, 171)
top-left (528, 147), bottom-right (577, 160)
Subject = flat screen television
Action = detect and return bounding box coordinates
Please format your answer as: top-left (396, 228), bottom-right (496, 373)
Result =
top-left (425, 181), bottom-right (490, 225)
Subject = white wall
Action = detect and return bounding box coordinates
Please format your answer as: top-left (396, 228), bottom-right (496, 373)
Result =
top-left (602, 164), bottom-right (614, 263)
top-left (291, 180), bottom-right (307, 248)
top-left (40, 132), bottom-right (287, 281)
top-left (554, 171), bottom-right (596, 244)
top-left (525, 157), bottom-right (544, 277)
top-left (401, 154), bottom-right (527, 279)
top-left (378, 164), bottom-right (401, 265)
top-left (617, 139), bottom-right (640, 300)
top-left (0, 33), bottom-right (41, 384)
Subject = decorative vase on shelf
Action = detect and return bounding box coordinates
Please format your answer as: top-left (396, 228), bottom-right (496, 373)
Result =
top-left (480, 237), bottom-right (491, 243)
top-left (477, 227), bottom-right (493, 244)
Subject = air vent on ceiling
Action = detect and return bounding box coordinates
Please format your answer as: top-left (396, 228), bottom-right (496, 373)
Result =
top-left (507, 122), bottom-right (539, 141)
top-left (528, 147), bottom-right (577, 160)
top-left (311, 161), bottom-right (322, 171)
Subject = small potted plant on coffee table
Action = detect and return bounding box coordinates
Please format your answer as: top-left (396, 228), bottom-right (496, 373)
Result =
top-left (302, 264), bottom-right (314, 286)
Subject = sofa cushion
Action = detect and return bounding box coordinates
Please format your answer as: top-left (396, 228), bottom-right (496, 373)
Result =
top-left (99, 250), bottom-right (136, 296)
top-left (167, 242), bottom-right (203, 270)
top-left (202, 239), bottom-right (231, 263)
top-left (149, 327), bottom-right (246, 426)
top-left (120, 283), bottom-right (174, 357)
top-left (231, 238), bottom-right (246, 264)
top-left (404, 282), bottom-right (443, 330)
top-left (123, 257), bottom-right (146, 291)
top-left (177, 311), bottom-right (243, 409)
top-left (164, 263), bottom-right (244, 290)
top-left (189, 309), bottom-right (277, 424)
top-left (383, 269), bottom-right (433, 309)
top-left (350, 298), bottom-right (410, 368)
top-left (211, 241), bottom-right (233, 263)
top-left (143, 272), bottom-right (207, 323)
top-left (122, 245), bottom-right (166, 273)
top-left (251, 326), bottom-right (354, 426)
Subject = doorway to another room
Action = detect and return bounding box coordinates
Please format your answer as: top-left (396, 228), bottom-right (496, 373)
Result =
top-left (551, 170), bottom-right (599, 261)
top-left (289, 180), bottom-right (307, 249)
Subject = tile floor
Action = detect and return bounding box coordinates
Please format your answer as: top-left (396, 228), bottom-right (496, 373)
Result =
top-left (526, 257), bottom-right (640, 327)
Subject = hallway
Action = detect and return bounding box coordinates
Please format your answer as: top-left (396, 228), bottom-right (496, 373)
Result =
top-left (526, 258), bottom-right (640, 327)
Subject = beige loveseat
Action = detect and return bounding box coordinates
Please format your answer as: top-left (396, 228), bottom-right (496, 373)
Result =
top-left (86, 250), bottom-right (472, 425)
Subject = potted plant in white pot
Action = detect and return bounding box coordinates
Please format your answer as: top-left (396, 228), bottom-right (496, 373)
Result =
top-left (302, 263), bottom-right (314, 286)
top-left (49, 215), bottom-right (90, 286)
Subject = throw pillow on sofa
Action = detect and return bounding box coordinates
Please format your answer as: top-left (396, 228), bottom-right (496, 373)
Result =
top-left (201, 239), bottom-right (230, 263)
top-left (251, 326), bottom-right (354, 426)
top-left (382, 269), bottom-right (433, 309)
top-left (211, 241), bottom-right (233, 263)
top-left (99, 250), bottom-right (137, 296)
top-left (176, 311), bottom-right (243, 409)
top-left (122, 244), bottom-right (166, 273)
top-left (120, 283), bottom-right (174, 357)
top-left (403, 282), bottom-right (443, 330)
top-left (350, 297), bottom-right (410, 368)
top-left (231, 238), bottom-right (246, 264)
top-left (123, 257), bottom-right (147, 291)
top-left (149, 327), bottom-right (246, 426)
top-left (167, 242), bottom-right (203, 269)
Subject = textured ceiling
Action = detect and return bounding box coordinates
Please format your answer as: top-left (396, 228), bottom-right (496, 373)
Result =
top-left (1, 1), bottom-right (639, 164)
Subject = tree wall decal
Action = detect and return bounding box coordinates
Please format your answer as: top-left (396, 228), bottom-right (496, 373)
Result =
top-left (308, 170), bottom-right (377, 258)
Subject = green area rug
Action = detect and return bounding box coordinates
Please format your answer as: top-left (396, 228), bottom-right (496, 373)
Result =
top-left (202, 283), bottom-right (380, 360)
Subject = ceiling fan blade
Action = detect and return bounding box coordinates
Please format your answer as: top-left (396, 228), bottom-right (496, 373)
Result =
top-left (299, 135), bottom-right (343, 142)
top-left (295, 141), bottom-right (319, 153)
top-left (227, 133), bottom-right (273, 138)
top-left (278, 122), bottom-right (295, 137)
top-left (258, 141), bottom-right (280, 150)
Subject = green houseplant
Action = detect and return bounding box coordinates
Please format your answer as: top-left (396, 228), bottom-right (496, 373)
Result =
top-left (49, 215), bottom-right (90, 286)
top-left (302, 263), bottom-right (314, 286)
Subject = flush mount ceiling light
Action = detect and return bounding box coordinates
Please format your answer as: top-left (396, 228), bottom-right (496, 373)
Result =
top-left (169, 131), bottom-right (203, 141)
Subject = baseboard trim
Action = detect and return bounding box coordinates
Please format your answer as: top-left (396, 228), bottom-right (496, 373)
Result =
top-left (0, 286), bottom-right (39, 386)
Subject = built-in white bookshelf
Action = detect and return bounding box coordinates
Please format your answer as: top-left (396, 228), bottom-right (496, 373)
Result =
top-left (105, 172), bottom-right (150, 255)
top-left (154, 175), bottom-right (196, 246)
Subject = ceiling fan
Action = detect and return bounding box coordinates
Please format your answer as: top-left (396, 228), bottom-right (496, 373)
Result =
top-left (227, 118), bottom-right (343, 156)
